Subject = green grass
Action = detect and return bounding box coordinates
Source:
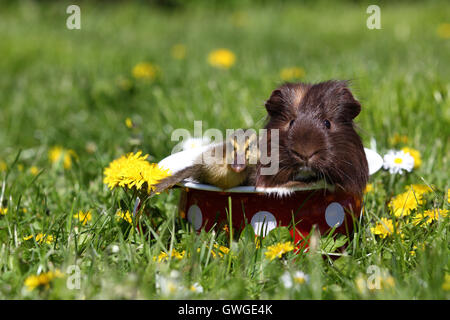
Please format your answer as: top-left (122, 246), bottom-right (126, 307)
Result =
top-left (0, 0), bottom-right (449, 299)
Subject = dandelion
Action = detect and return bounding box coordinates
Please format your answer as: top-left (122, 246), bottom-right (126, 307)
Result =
top-left (364, 183), bottom-right (374, 194)
top-left (48, 146), bottom-right (77, 170)
top-left (29, 166), bottom-right (40, 176)
top-left (213, 244), bottom-right (230, 257)
top-left (0, 160), bottom-right (6, 172)
top-left (383, 150), bottom-right (414, 174)
top-left (280, 67), bottom-right (305, 81)
top-left (443, 274), bottom-right (450, 291)
top-left (171, 44), bottom-right (187, 60)
top-left (401, 147), bottom-right (422, 169)
top-left (437, 23), bottom-right (450, 39)
top-left (23, 233), bottom-right (54, 244)
top-left (116, 210), bottom-right (133, 224)
top-left (388, 190), bottom-right (423, 217)
top-left (103, 151), bottom-right (171, 194)
top-left (154, 249), bottom-right (185, 262)
top-left (132, 62), bottom-right (158, 80)
top-left (404, 184), bottom-right (433, 196)
top-left (24, 270), bottom-right (64, 291)
top-left (389, 133), bottom-right (409, 145)
top-left (125, 118), bottom-right (133, 129)
top-left (208, 49), bottom-right (236, 69)
top-left (370, 218), bottom-right (397, 239)
top-left (264, 241), bottom-right (294, 260)
top-left (73, 210), bottom-right (92, 225)
top-left (412, 208), bottom-right (448, 226)
top-left (0, 207), bottom-right (8, 215)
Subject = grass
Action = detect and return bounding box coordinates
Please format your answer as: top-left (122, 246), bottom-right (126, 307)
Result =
top-left (0, 0), bottom-right (449, 299)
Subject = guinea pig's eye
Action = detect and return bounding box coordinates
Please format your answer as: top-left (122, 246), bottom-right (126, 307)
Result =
top-left (289, 119), bottom-right (295, 128)
top-left (324, 119), bottom-right (331, 129)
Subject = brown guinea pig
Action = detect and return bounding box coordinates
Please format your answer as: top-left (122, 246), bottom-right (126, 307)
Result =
top-left (255, 80), bottom-right (369, 196)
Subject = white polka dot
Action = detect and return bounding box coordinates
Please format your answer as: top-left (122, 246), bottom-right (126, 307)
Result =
top-left (325, 202), bottom-right (345, 228)
top-left (251, 211), bottom-right (277, 236)
top-left (187, 205), bottom-right (203, 230)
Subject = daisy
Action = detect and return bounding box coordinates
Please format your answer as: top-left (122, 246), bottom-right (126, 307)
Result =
top-left (181, 137), bottom-right (211, 151)
top-left (208, 49), bottom-right (236, 69)
top-left (383, 150), bottom-right (414, 174)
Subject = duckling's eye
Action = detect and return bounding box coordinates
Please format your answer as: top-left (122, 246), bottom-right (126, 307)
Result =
top-left (289, 119), bottom-right (295, 128)
top-left (324, 119), bottom-right (331, 129)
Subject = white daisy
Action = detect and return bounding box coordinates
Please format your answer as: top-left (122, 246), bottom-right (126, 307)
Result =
top-left (182, 137), bottom-right (211, 151)
top-left (280, 270), bottom-right (309, 289)
top-left (383, 150), bottom-right (414, 174)
top-left (190, 282), bottom-right (204, 293)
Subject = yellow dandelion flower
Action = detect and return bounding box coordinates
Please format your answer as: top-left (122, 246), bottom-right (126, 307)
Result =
top-left (132, 62), bottom-right (158, 80)
top-left (404, 184), bottom-right (433, 196)
top-left (73, 210), bottom-right (92, 226)
top-left (0, 207), bottom-right (8, 215)
top-left (208, 49), bottom-right (236, 69)
top-left (116, 210), bottom-right (133, 224)
top-left (264, 241), bottom-right (294, 260)
top-left (401, 147), bottom-right (422, 169)
top-left (103, 151), bottom-right (171, 194)
top-left (171, 44), bottom-right (187, 60)
top-left (48, 146), bottom-right (77, 170)
top-left (370, 218), bottom-right (397, 239)
top-left (0, 160), bottom-right (6, 172)
top-left (443, 274), bottom-right (450, 291)
top-left (24, 270), bottom-right (64, 291)
top-left (388, 190), bottom-right (423, 217)
top-left (364, 183), bottom-right (374, 194)
top-left (280, 67), bottom-right (305, 81)
top-left (412, 208), bottom-right (448, 226)
top-left (23, 233), bottom-right (54, 244)
top-left (125, 118), bottom-right (133, 129)
top-left (35, 233), bottom-right (54, 244)
top-left (437, 23), bottom-right (450, 39)
top-left (389, 133), bottom-right (409, 145)
top-left (29, 166), bottom-right (40, 176)
top-left (154, 249), bottom-right (185, 262)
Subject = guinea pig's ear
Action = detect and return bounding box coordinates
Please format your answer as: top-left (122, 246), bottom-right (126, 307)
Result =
top-left (338, 85), bottom-right (361, 120)
top-left (264, 88), bottom-right (286, 117)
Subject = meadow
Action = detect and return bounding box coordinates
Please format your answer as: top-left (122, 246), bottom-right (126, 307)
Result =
top-left (0, 0), bottom-right (449, 299)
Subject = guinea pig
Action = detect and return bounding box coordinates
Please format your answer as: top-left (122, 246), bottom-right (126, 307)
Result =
top-left (255, 80), bottom-right (369, 196)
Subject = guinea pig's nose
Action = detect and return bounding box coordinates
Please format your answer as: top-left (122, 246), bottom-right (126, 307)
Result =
top-left (290, 148), bottom-right (317, 165)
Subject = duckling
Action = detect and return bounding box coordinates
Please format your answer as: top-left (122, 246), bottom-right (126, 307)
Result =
top-left (155, 129), bottom-right (258, 192)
